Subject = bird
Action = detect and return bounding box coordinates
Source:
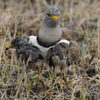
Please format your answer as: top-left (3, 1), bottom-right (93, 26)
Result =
top-left (47, 42), bottom-right (69, 78)
top-left (5, 37), bottom-right (45, 86)
top-left (27, 7), bottom-right (81, 58)
top-left (5, 37), bottom-right (44, 71)
top-left (46, 40), bottom-right (80, 81)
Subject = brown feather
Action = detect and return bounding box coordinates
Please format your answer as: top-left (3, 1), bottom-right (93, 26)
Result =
top-left (68, 40), bottom-right (80, 65)
top-left (61, 27), bottom-right (84, 41)
top-left (47, 43), bottom-right (69, 67)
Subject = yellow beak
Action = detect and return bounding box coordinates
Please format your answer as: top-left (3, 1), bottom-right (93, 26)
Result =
top-left (52, 16), bottom-right (58, 21)
top-left (5, 45), bottom-right (12, 50)
top-left (8, 45), bottom-right (12, 48)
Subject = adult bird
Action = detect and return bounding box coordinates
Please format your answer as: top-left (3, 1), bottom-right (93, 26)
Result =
top-left (28, 7), bottom-right (75, 58)
top-left (28, 7), bottom-right (83, 52)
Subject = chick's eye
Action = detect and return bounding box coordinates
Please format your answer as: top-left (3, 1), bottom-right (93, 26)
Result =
top-left (47, 13), bottom-right (51, 17)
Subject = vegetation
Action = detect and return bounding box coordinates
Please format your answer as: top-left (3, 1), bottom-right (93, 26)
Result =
top-left (0, 0), bottom-right (100, 99)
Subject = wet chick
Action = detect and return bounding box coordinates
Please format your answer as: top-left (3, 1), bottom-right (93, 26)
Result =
top-left (47, 40), bottom-right (80, 86)
top-left (47, 43), bottom-right (69, 79)
top-left (67, 40), bottom-right (80, 66)
top-left (5, 37), bottom-right (44, 71)
top-left (5, 37), bottom-right (46, 87)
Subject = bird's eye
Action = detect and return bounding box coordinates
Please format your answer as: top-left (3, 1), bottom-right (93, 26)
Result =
top-left (47, 13), bottom-right (51, 17)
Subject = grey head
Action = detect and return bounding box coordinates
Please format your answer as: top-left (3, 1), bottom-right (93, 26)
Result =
top-left (8, 37), bottom-right (26, 49)
top-left (44, 7), bottom-right (60, 27)
top-left (5, 37), bottom-right (26, 50)
top-left (11, 37), bottom-right (26, 49)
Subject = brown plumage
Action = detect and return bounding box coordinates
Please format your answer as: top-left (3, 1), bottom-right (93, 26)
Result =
top-left (5, 37), bottom-right (46, 87)
top-left (47, 40), bottom-right (80, 68)
top-left (46, 40), bottom-right (80, 80)
top-left (47, 43), bottom-right (69, 66)
top-left (47, 43), bottom-right (69, 79)
top-left (61, 27), bottom-right (83, 42)
top-left (67, 40), bottom-right (80, 65)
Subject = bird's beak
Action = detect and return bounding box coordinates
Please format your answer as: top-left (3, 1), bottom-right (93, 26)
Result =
top-left (52, 16), bottom-right (58, 21)
top-left (5, 45), bottom-right (12, 50)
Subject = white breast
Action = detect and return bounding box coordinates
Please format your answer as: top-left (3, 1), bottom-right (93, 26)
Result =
top-left (28, 36), bottom-right (53, 57)
top-left (28, 36), bottom-right (70, 57)
top-left (57, 39), bottom-right (70, 45)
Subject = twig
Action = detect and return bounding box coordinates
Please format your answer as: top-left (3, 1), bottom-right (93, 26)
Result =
top-left (54, 0), bottom-right (60, 7)
top-left (42, 0), bottom-right (50, 8)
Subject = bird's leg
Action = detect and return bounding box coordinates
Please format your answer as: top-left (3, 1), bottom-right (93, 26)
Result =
top-left (39, 78), bottom-right (46, 90)
top-left (23, 60), bottom-right (32, 97)
top-left (62, 68), bottom-right (67, 84)
top-left (60, 66), bottom-right (67, 83)
top-left (62, 67), bottom-right (72, 91)
top-left (34, 72), bottom-right (39, 86)
top-left (34, 63), bottom-right (47, 89)
top-left (60, 67), bottom-right (67, 84)
top-left (60, 67), bottom-right (69, 90)
top-left (39, 64), bottom-right (47, 89)
top-left (59, 66), bottom-right (66, 90)
top-left (34, 61), bottom-right (43, 86)
top-left (34, 67), bottom-right (40, 86)
top-left (54, 66), bottom-right (56, 79)
top-left (60, 66), bottom-right (64, 79)
top-left (51, 66), bottom-right (56, 84)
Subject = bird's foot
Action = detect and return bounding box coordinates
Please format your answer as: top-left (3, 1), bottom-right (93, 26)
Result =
top-left (34, 74), bottom-right (40, 86)
top-left (39, 79), bottom-right (47, 90)
top-left (63, 75), bottom-right (72, 91)
top-left (51, 74), bottom-right (56, 85)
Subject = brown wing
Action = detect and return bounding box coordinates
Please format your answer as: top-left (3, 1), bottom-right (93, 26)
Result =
top-left (68, 40), bottom-right (80, 65)
top-left (61, 27), bottom-right (83, 41)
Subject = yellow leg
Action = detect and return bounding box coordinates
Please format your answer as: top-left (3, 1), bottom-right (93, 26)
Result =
top-left (39, 66), bottom-right (47, 89)
top-left (62, 68), bottom-right (72, 91)
top-left (60, 67), bottom-right (64, 79)
top-left (34, 65), bottom-right (42, 86)
top-left (51, 67), bottom-right (56, 84)
top-left (34, 64), bottom-right (47, 89)
top-left (34, 71), bottom-right (40, 86)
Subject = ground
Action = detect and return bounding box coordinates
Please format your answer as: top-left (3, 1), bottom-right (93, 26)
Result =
top-left (0, 0), bottom-right (100, 100)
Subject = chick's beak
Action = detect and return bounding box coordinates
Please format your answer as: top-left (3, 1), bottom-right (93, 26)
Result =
top-left (5, 45), bottom-right (12, 50)
top-left (52, 16), bottom-right (58, 21)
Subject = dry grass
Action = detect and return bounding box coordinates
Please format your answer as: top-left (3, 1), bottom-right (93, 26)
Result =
top-left (0, 0), bottom-right (100, 100)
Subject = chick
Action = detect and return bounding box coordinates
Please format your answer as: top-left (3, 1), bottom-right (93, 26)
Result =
top-left (47, 40), bottom-right (80, 85)
top-left (5, 37), bottom-right (45, 86)
top-left (47, 43), bottom-right (69, 79)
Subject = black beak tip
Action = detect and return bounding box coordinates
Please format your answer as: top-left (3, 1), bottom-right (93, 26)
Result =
top-left (5, 48), bottom-right (9, 50)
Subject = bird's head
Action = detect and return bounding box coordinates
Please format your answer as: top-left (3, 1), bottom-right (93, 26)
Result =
top-left (44, 7), bottom-right (60, 27)
top-left (5, 37), bottom-right (25, 50)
